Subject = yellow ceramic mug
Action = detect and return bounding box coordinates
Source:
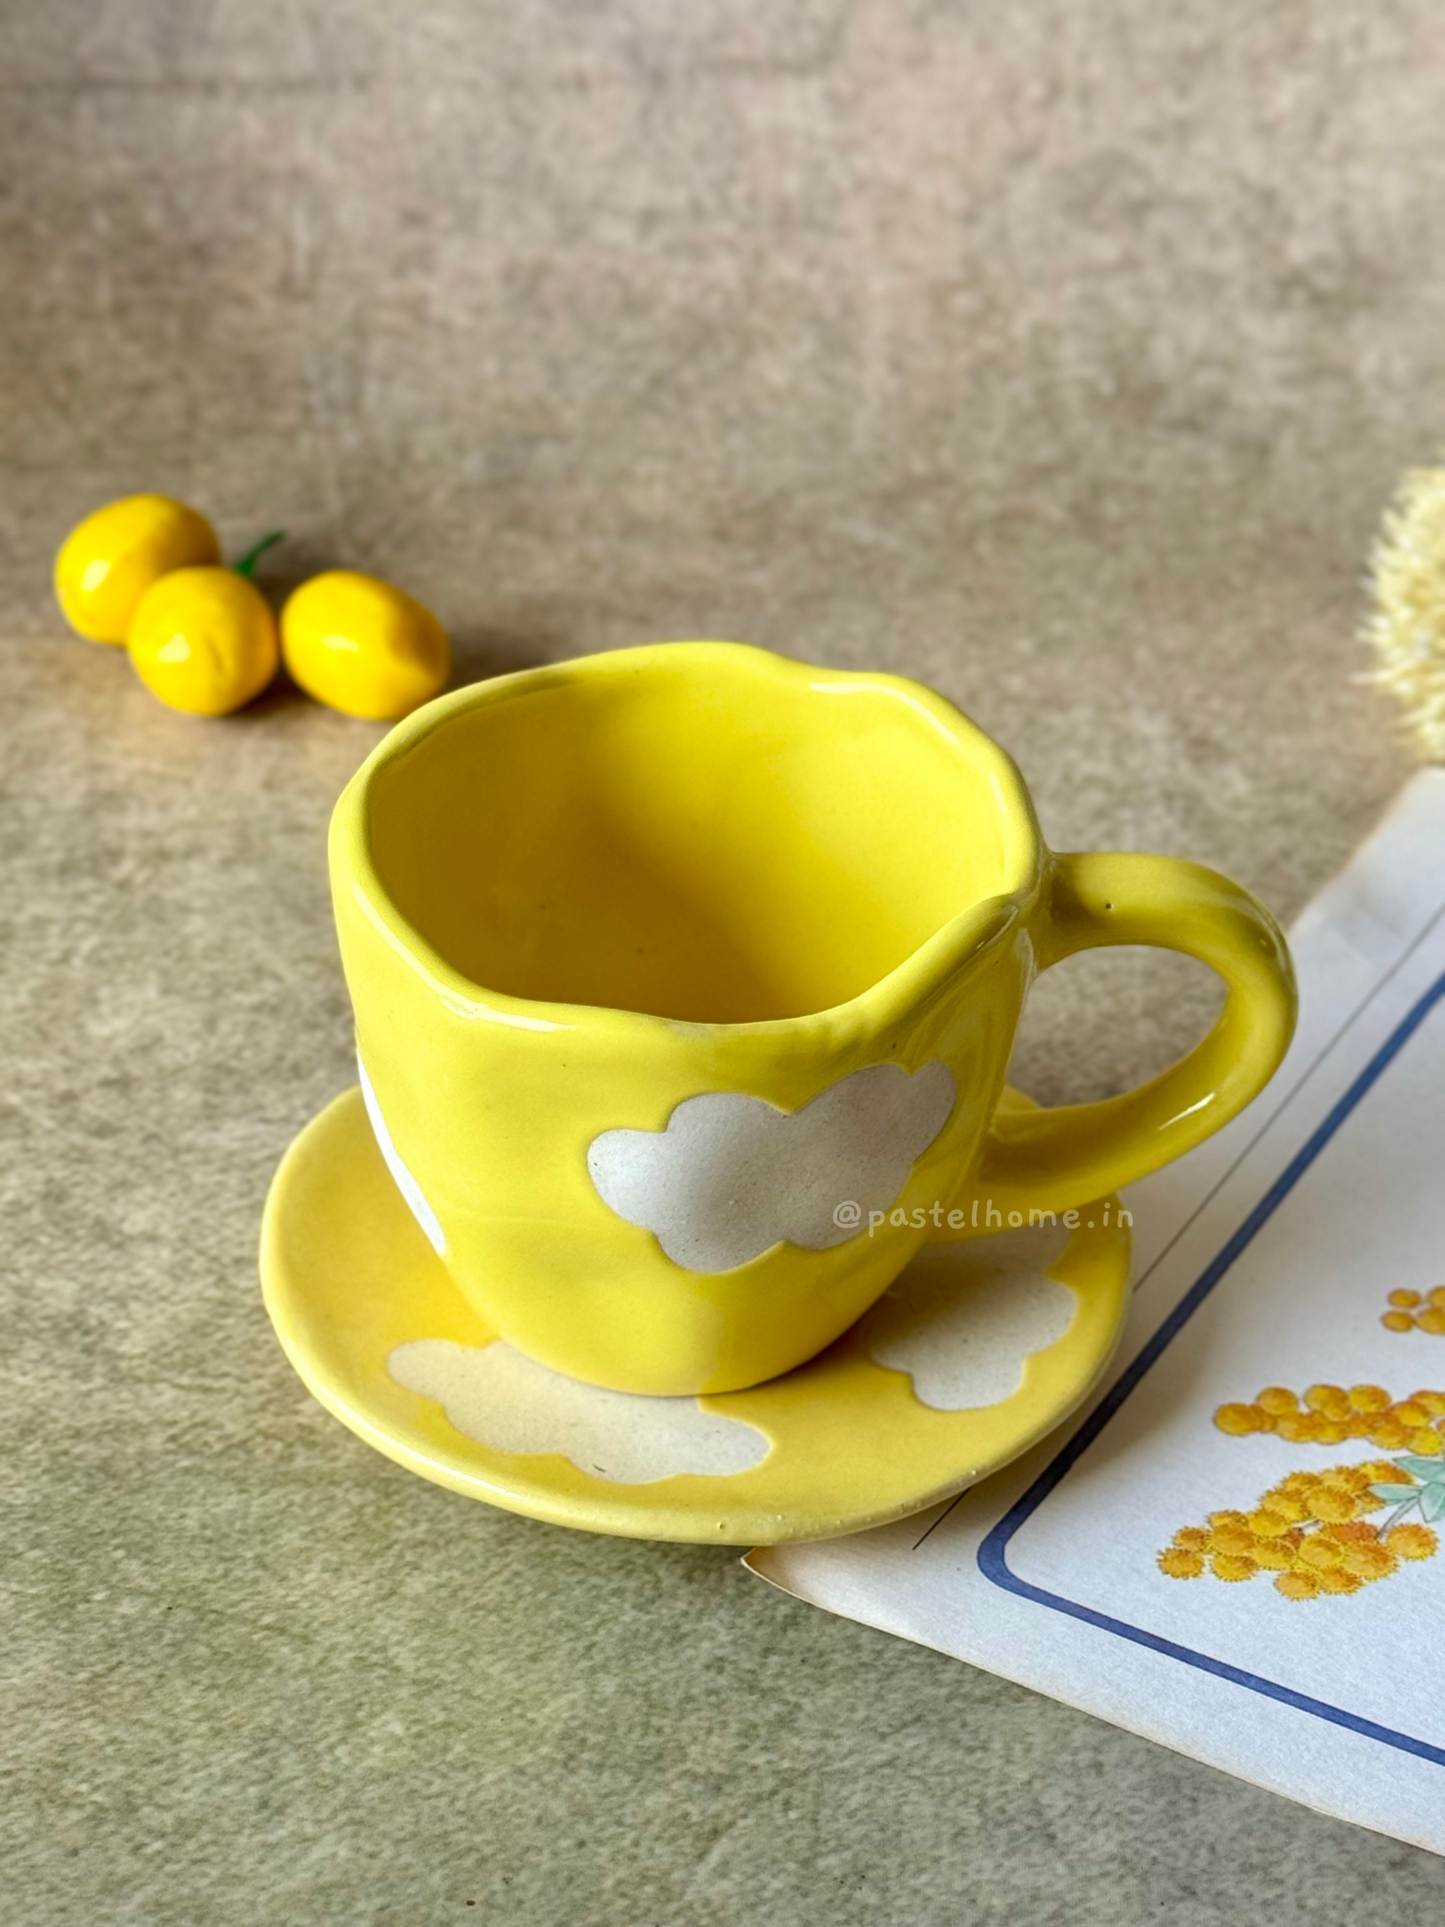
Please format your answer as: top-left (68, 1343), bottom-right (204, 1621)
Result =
top-left (331, 641), bottom-right (1296, 1396)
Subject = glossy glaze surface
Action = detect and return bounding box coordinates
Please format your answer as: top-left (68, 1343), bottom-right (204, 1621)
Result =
top-left (330, 641), bottom-right (1297, 1397)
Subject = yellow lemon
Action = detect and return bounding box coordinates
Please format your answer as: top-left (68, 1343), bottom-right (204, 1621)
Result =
top-left (127, 567), bottom-right (279, 716)
top-left (281, 571), bottom-right (450, 720)
top-left (55, 495), bottom-right (220, 643)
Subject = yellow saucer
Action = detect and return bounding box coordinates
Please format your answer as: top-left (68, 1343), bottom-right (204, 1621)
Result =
top-left (260, 1088), bottom-right (1131, 1544)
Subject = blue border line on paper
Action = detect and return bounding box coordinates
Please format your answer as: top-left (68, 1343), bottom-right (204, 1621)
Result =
top-left (976, 967), bottom-right (1445, 1768)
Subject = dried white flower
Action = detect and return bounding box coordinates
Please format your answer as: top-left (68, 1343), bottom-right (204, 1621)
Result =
top-left (1364, 463), bottom-right (1445, 763)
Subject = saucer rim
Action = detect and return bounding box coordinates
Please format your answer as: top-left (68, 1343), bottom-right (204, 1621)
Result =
top-left (260, 1088), bottom-right (1131, 1545)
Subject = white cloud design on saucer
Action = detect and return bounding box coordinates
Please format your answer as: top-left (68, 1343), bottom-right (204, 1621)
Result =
top-left (587, 1061), bottom-right (956, 1273)
top-left (358, 1055), bottom-right (446, 1256)
top-left (388, 1340), bottom-right (769, 1483)
top-left (866, 1222), bottom-right (1075, 1409)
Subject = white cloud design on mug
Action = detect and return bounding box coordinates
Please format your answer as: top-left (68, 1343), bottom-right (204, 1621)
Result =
top-left (357, 1054), bottom-right (447, 1256)
top-left (587, 1060), bottom-right (957, 1273)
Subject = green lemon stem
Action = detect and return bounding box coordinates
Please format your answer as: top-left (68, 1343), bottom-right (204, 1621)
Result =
top-left (234, 531), bottom-right (286, 578)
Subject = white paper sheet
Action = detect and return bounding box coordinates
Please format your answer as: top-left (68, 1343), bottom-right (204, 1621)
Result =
top-left (748, 771), bottom-right (1445, 1853)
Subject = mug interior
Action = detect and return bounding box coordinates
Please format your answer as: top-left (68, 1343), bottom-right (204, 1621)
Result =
top-left (365, 651), bottom-right (1031, 1023)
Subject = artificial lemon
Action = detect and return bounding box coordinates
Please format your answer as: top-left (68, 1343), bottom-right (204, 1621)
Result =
top-left (281, 571), bottom-right (450, 720)
top-left (55, 494), bottom-right (220, 643)
top-left (127, 567), bottom-right (279, 716)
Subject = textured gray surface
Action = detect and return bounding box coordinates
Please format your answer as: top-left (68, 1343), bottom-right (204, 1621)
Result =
top-left (4, 3), bottom-right (1442, 1921)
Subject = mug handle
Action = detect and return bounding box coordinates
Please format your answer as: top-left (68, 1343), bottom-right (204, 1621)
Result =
top-left (972, 851), bottom-right (1297, 1218)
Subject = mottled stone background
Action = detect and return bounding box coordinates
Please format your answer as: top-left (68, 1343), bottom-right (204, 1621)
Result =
top-left (3, 3), bottom-right (1441, 1921)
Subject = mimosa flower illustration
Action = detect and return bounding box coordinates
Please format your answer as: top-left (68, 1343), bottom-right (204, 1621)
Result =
top-left (1158, 1381), bottom-right (1445, 1600)
top-left (1380, 1284), bottom-right (1445, 1334)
